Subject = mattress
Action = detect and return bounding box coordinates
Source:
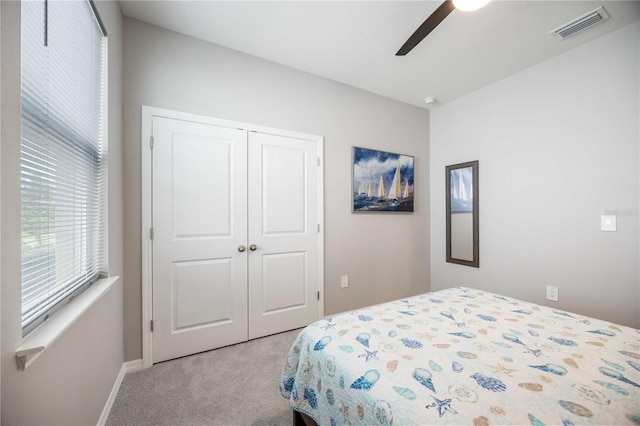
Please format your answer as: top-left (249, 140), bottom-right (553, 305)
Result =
top-left (279, 287), bottom-right (640, 425)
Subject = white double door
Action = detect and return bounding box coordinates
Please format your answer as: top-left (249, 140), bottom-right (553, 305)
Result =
top-left (151, 115), bottom-right (320, 363)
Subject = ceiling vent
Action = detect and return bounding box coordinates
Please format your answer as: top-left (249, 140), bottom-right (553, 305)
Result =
top-left (550, 6), bottom-right (609, 40)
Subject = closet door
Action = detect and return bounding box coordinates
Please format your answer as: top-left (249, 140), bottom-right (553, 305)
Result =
top-left (152, 116), bottom-right (248, 363)
top-left (247, 132), bottom-right (319, 339)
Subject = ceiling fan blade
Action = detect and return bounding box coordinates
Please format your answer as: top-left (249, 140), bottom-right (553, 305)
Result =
top-left (396, 0), bottom-right (455, 56)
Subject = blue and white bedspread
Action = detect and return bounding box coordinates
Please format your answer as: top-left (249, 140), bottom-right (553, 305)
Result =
top-left (279, 287), bottom-right (640, 425)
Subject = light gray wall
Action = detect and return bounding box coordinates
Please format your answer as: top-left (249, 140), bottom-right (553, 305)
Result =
top-left (430, 22), bottom-right (640, 329)
top-left (0, 1), bottom-right (124, 424)
top-left (122, 18), bottom-right (430, 361)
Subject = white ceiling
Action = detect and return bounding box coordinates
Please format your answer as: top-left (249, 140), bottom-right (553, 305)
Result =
top-left (119, 1), bottom-right (640, 108)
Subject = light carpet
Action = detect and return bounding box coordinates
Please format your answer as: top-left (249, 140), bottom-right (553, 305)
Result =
top-left (107, 328), bottom-right (302, 425)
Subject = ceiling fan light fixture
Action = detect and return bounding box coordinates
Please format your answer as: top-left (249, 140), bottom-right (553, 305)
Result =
top-left (453, 0), bottom-right (492, 12)
top-left (395, 0), bottom-right (492, 56)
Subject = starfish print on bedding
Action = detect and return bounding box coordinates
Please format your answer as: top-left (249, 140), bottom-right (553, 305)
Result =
top-left (321, 321), bottom-right (336, 331)
top-left (487, 363), bottom-right (516, 377)
top-left (524, 348), bottom-right (544, 358)
top-left (416, 332), bottom-right (435, 341)
top-left (358, 349), bottom-right (379, 362)
top-left (426, 396), bottom-right (457, 417)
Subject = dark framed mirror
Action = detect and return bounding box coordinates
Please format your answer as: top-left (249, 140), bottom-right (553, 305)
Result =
top-left (446, 160), bottom-right (479, 267)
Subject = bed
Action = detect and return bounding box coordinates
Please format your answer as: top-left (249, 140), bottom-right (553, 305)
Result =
top-left (279, 287), bottom-right (640, 425)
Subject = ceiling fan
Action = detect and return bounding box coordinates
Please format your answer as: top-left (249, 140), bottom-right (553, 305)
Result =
top-left (396, 0), bottom-right (491, 56)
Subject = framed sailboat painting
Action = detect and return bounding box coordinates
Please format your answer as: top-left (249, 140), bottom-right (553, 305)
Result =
top-left (352, 146), bottom-right (414, 212)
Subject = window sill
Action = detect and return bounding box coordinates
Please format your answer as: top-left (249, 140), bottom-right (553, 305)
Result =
top-left (15, 276), bottom-right (120, 371)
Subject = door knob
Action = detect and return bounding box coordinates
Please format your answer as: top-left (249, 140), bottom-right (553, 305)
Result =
top-left (238, 245), bottom-right (246, 252)
top-left (249, 244), bottom-right (257, 251)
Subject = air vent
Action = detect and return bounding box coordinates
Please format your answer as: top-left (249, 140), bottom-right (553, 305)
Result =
top-left (550, 6), bottom-right (609, 40)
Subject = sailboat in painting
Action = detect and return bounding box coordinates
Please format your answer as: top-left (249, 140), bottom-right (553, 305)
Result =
top-left (377, 175), bottom-right (385, 200)
top-left (386, 160), bottom-right (402, 202)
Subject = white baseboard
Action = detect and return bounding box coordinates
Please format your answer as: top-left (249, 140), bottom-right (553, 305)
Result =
top-left (97, 359), bottom-right (144, 425)
top-left (124, 359), bottom-right (144, 373)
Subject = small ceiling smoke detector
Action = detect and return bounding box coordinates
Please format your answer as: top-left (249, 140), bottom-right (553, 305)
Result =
top-left (550, 6), bottom-right (609, 40)
top-left (424, 97), bottom-right (438, 105)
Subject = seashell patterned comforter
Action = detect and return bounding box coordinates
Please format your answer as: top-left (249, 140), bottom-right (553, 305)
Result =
top-left (279, 287), bottom-right (640, 425)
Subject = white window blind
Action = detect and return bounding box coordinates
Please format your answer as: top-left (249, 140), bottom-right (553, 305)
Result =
top-left (21, 0), bottom-right (107, 336)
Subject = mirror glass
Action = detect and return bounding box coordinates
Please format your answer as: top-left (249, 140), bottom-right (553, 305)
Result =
top-left (446, 161), bottom-right (479, 267)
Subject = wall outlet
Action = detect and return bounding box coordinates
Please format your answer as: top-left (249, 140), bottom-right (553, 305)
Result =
top-left (341, 275), bottom-right (349, 288)
top-left (546, 285), bottom-right (559, 302)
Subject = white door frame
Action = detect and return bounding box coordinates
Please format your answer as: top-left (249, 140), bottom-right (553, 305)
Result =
top-left (141, 105), bottom-right (324, 368)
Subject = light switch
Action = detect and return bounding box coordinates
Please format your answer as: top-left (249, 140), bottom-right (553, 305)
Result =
top-left (601, 215), bottom-right (617, 232)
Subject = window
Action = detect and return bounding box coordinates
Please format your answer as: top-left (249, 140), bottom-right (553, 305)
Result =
top-left (20, 0), bottom-right (107, 336)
